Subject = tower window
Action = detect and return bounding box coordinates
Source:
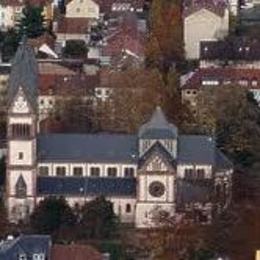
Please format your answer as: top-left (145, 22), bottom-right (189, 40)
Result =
top-left (124, 167), bottom-right (134, 177)
top-left (56, 166), bottom-right (66, 176)
top-left (18, 152), bottom-right (24, 160)
top-left (90, 167), bottom-right (100, 177)
top-left (11, 124), bottom-right (31, 138)
top-left (16, 175), bottom-right (27, 198)
top-left (73, 167), bottom-right (83, 177)
top-left (107, 167), bottom-right (117, 177)
top-left (126, 203), bottom-right (131, 213)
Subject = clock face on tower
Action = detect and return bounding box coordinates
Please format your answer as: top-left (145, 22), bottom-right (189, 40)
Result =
top-left (149, 181), bottom-right (165, 197)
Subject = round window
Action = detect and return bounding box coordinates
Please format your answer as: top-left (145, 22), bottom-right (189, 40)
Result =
top-left (149, 181), bottom-right (165, 197)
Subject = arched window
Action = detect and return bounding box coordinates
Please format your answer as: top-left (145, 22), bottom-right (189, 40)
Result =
top-left (15, 175), bottom-right (27, 198)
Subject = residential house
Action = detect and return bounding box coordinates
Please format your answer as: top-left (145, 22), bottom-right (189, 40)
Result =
top-left (0, 235), bottom-right (51, 260)
top-left (183, 0), bottom-right (229, 60)
top-left (200, 38), bottom-right (260, 68)
top-left (6, 40), bottom-right (232, 228)
top-left (181, 67), bottom-right (260, 112)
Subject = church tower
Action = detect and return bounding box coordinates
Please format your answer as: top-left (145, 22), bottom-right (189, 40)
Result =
top-left (135, 107), bottom-right (178, 228)
top-left (6, 39), bottom-right (38, 222)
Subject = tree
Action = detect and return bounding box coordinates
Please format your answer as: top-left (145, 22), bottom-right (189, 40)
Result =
top-left (0, 29), bottom-right (19, 62)
top-left (0, 157), bottom-right (6, 187)
top-left (145, 0), bottom-right (183, 74)
top-left (30, 197), bottom-right (76, 236)
top-left (93, 68), bottom-right (193, 134)
top-left (0, 200), bottom-right (9, 238)
top-left (196, 85), bottom-right (260, 167)
top-left (17, 3), bottom-right (46, 38)
top-left (78, 196), bottom-right (118, 240)
top-left (63, 40), bottom-right (88, 59)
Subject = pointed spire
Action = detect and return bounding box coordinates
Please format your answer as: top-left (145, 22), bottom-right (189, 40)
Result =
top-left (138, 106), bottom-right (178, 139)
top-left (8, 36), bottom-right (38, 110)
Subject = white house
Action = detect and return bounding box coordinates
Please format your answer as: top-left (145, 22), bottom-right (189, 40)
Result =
top-left (183, 0), bottom-right (229, 60)
top-left (6, 40), bottom-right (233, 228)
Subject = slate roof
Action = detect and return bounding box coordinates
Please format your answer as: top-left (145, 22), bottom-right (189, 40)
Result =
top-left (8, 38), bottom-right (38, 110)
top-left (0, 235), bottom-right (51, 260)
top-left (176, 179), bottom-right (213, 205)
top-left (37, 134), bottom-right (138, 163)
top-left (215, 149), bottom-right (233, 170)
top-left (200, 39), bottom-right (260, 60)
top-left (138, 106), bottom-right (178, 139)
top-left (178, 135), bottom-right (215, 165)
top-left (37, 176), bottom-right (136, 197)
top-left (139, 141), bottom-right (176, 169)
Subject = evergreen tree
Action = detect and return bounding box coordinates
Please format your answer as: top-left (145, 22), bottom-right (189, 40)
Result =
top-left (30, 197), bottom-right (76, 235)
top-left (17, 3), bottom-right (46, 38)
top-left (79, 196), bottom-right (118, 239)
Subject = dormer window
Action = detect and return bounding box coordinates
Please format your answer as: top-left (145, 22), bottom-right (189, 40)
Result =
top-left (19, 254), bottom-right (27, 260)
top-left (202, 80), bottom-right (219, 86)
top-left (33, 253), bottom-right (45, 260)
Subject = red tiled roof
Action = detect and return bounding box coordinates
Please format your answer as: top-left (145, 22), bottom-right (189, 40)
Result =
top-left (57, 17), bottom-right (90, 34)
top-left (102, 14), bottom-right (144, 57)
top-left (183, 0), bottom-right (227, 17)
top-left (182, 68), bottom-right (260, 89)
top-left (51, 244), bottom-right (103, 260)
top-left (28, 32), bottom-right (55, 49)
top-left (2, 0), bottom-right (51, 6)
top-left (39, 73), bottom-right (99, 95)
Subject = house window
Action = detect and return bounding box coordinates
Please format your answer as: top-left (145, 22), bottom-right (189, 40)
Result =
top-left (184, 168), bottom-right (194, 179)
top-left (239, 80), bottom-right (248, 86)
top-left (197, 169), bottom-right (205, 179)
top-left (39, 166), bottom-right (49, 176)
top-left (56, 166), bottom-right (66, 176)
top-left (76, 8), bottom-right (80, 12)
top-left (90, 167), bottom-right (100, 177)
top-left (73, 167), bottom-right (83, 177)
top-left (18, 152), bottom-right (24, 160)
top-left (126, 204), bottom-right (131, 213)
top-left (33, 254), bottom-right (45, 260)
top-left (252, 80), bottom-right (258, 87)
top-left (107, 167), bottom-right (117, 177)
top-left (19, 254), bottom-right (27, 260)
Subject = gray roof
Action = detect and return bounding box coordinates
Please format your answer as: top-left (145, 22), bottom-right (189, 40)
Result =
top-left (0, 235), bottom-right (51, 260)
top-left (176, 179), bottom-right (213, 205)
top-left (8, 38), bottom-right (38, 109)
top-left (215, 149), bottom-right (233, 170)
top-left (37, 176), bottom-right (136, 197)
top-left (37, 133), bottom-right (138, 163)
top-left (178, 135), bottom-right (216, 165)
top-left (138, 106), bottom-right (178, 139)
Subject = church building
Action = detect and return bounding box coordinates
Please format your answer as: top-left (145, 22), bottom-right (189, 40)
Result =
top-left (6, 41), bottom-right (233, 228)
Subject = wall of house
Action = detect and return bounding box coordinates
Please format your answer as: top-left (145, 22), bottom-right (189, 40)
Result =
top-left (184, 9), bottom-right (229, 59)
top-left (66, 0), bottom-right (99, 19)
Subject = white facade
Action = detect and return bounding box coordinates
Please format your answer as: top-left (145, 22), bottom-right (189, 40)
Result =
top-left (184, 8), bottom-right (229, 60)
